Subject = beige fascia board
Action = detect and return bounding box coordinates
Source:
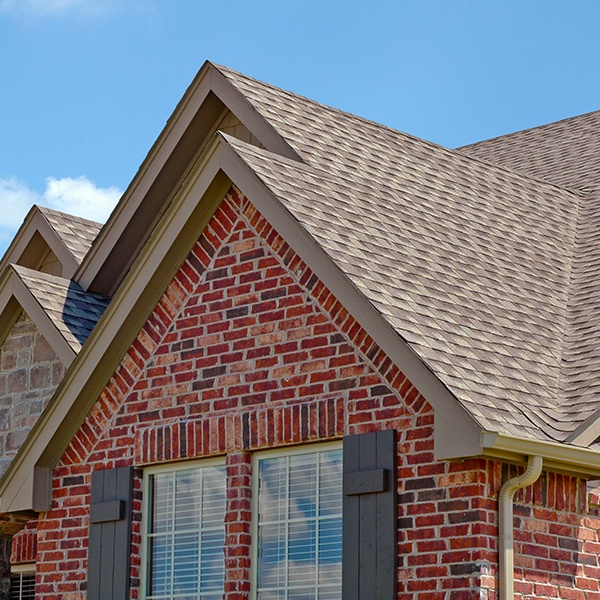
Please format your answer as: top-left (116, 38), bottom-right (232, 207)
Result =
top-left (0, 267), bottom-right (76, 367)
top-left (0, 208), bottom-right (78, 278)
top-left (0, 138), bottom-right (231, 513)
top-left (1, 133), bottom-right (471, 513)
top-left (34, 211), bottom-right (79, 277)
top-left (215, 139), bottom-right (485, 460)
top-left (565, 410), bottom-right (600, 447)
top-left (481, 432), bottom-right (600, 478)
top-left (0, 207), bottom-right (38, 275)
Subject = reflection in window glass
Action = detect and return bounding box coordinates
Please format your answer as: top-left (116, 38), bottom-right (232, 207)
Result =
top-left (145, 464), bottom-right (226, 600)
top-left (256, 448), bottom-right (342, 600)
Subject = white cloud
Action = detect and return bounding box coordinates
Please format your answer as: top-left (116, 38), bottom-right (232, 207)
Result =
top-left (0, 175), bottom-right (121, 257)
top-left (0, 178), bottom-right (39, 231)
top-left (43, 176), bottom-right (121, 222)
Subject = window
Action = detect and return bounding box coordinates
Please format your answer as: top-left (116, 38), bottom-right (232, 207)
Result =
top-left (252, 445), bottom-right (343, 600)
top-left (142, 460), bottom-right (227, 600)
top-left (10, 566), bottom-right (35, 600)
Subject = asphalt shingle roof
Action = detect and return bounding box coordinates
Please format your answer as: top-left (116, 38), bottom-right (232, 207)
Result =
top-left (38, 206), bottom-right (103, 264)
top-left (214, 64), bottom-right (600, 445)
top-left (13, 265), bottom-right (110, 352)
top-left (458, 111), bottom-right (600, 194)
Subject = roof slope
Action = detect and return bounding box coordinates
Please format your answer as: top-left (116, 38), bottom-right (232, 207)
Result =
top-left (213, 65), bottom-right (600, 444)
top-left (38, 206), bottom-right (102, 264)
top-left (458, 110), bottom-right (600, 194)
top-left (13, 265), bottom-right (110, 352)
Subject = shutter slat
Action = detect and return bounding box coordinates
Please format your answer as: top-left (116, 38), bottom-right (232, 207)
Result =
top-left (358, 432), bottom-right (378, 600)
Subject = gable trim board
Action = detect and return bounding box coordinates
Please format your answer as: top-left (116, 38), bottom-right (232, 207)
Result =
top-left (0, 132), bottom-right (478, 513)
top-left (75, 61), bottom-right (301, 297)
top-left (3, 126), bottom-right (600, 515)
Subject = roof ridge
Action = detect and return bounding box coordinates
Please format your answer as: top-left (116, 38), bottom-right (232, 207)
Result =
top-left (214, 64), bottom-right (475, 161)
top-left (36, 204), bottom-right (104, 227)
top-left (215, 64), bottom-right (584, 203)
top-left (454, 144), bottom-right (586, 200)
top-left (457, 108), bottom-right (600, 152)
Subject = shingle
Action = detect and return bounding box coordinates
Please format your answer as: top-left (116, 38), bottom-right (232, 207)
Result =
top-left (211, 64), bottom-right (598, 444)
top-left (458, 111), bottom-right (600, 194)
top-left (38, 206), bottom-right (103, 264)
top-left (13, 265), bottom-right (110, 352)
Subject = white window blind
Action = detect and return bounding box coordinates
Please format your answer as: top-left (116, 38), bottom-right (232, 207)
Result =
top-left (144, 463), bottom-right (226, 600)
top-left (10, 571), bottom-right (35, 600)
top-left (255, 447), bottom-right (343, 600)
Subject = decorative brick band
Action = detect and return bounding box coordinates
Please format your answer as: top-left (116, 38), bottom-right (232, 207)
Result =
top-left (11, 523), bottom-right (37, 564)
top-left (135, 394), bottom-right (344, 465)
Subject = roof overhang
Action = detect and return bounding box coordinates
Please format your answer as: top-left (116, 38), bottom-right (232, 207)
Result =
top-left (75, 61), bottom-right (301, 297)
top-left (0, 133), bottom-right (481, 513)
top-left (481, 432), bottom-right (600, 478)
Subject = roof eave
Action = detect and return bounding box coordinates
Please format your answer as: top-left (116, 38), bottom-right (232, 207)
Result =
top-left (481, 431), bottom-right (600, 478)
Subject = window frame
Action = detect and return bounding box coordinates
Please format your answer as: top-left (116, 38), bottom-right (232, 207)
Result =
top-left (140, 457), bottom-right (227, 600)
top-left (250, 441), bottom-right (343, 600)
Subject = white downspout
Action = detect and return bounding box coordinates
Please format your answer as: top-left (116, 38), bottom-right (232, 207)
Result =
top-left (498, 455), bottom-right (543, 600)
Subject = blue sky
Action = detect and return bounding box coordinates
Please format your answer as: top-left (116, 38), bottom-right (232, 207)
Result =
top-left (1, 0), bottom-right (600, 255)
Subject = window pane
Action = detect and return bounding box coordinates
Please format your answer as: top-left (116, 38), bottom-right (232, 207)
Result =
top-left (10, 573), bottom-right (35, 600)
top-left (256, 448), bottom-right (342, 600)
top-left (146, 464), bottom-right (226, 599)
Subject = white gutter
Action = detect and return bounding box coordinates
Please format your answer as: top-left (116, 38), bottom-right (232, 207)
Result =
top-left (498, 455), bottom-right (543, 600)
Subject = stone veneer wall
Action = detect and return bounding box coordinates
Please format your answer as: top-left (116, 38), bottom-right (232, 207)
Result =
top-left (0, 312), bottom-right (65, 476)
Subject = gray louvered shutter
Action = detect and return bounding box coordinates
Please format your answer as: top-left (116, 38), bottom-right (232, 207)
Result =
top-left (342, 429), bottom-right (397, 600)
top-left (88, 466), bottom-right (133, 600)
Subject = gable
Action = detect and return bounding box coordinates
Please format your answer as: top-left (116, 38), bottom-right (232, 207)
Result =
top-left (61, 188), bottom-right (420, 470)
top-left (38, 189), bottom-right (433, 594)
top-left (0, 205), bottom-right (101, 280)
top-left (75, 62), bottom-right (299, 297)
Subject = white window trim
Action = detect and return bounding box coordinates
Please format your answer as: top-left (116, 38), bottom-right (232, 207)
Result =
top-left (250, 441), bottom-right (343, 600)
top-left (140, 457), bottom-right (226, 600)
top-left (10, 564), bottom-right (35, 574)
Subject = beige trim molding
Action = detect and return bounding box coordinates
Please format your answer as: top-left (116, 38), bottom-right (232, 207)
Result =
top-left (481, 432), bottom-right (600, 478)
top-left (75, 61), bottom-right (300, 296)
top-left (0, 134), bottom-right (482, 513)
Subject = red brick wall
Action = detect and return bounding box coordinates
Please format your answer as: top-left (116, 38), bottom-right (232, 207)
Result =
top-left (30, 188), bottom-right (600, 599)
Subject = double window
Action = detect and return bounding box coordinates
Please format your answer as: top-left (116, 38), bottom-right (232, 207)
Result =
top-left (92, 430), bottom-right (395, 600)
top-left (141, 445), bottom-right (342, 600)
